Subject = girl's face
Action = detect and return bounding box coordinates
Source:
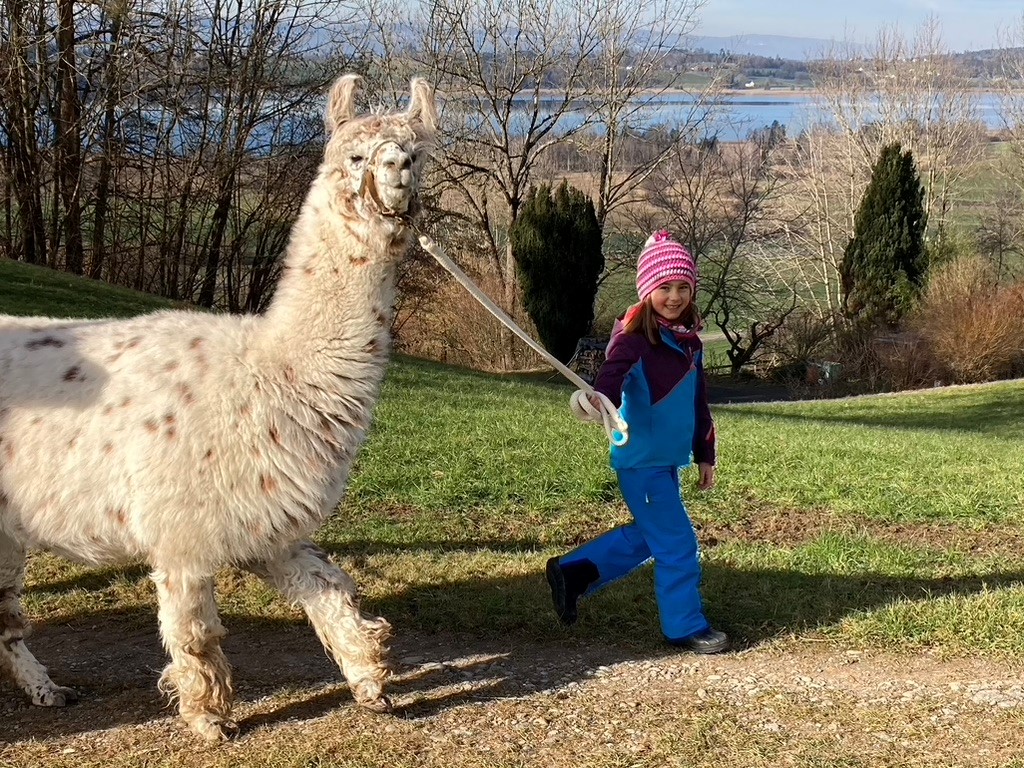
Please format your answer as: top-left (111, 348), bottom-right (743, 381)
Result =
top-left (650, 280), bottom-right (693, 321)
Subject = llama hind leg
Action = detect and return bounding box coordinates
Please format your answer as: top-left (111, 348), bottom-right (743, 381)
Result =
top-left (249, 541), bottom-right (392, 712)
top-left (0, 532), bottom-right (78, 706)
top-left (152, 569), bottom-right (236, 741)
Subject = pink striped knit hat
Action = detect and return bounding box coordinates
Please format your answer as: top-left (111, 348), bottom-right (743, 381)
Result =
top-left (635, 230), bottom-right (696, 302)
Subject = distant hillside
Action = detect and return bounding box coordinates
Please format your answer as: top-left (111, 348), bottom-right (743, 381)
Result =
top-left (689, 34), bottom-right (860, 60)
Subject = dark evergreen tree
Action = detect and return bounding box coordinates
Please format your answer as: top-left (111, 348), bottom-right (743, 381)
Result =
top-left (510, 181), bottom-right (603, 363)
top-left (841, 142), bottom-right (928, 326)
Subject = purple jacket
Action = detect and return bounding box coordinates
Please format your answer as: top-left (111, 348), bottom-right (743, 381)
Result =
top-left (594, 319), bottom-right (716, 469)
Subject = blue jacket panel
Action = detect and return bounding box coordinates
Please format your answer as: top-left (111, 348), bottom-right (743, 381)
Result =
top-left (595, 324), bottom-right (715, 470)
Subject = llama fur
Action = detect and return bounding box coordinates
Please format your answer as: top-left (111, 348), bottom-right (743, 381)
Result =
top-left (0, 74), bottom-right (438, 741)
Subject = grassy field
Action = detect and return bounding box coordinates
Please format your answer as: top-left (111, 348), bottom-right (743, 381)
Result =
top-left (6, 259), bottom-right (1024, 655)
top-left (0, 258), bottom-right (182, 318)
top-left (5, 259), bottom-right (1024, 766)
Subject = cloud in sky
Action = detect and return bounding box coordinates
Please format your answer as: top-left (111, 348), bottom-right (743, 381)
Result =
top-left (695, 0), bottom-right (1022, 51)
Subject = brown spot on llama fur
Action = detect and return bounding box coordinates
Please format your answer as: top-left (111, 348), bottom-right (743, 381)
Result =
top-left (284, 366), bottom-right (297, 384)
top-left (103, 442), bottom-right (113, 454)
top-left (126, 337), bottom-right (141, 349)
top-left (63, 365), bottom-right (83, 382)
top-left (260, 475), bottom-right (278, 494)
top-left (109, 507), bottom-right (127, 525)
top-left (144, 419), bottom-right (158, 433)
top-left (204, 448), bottom-right (215, 462)
top-left (0, 491), bottom-right (8, 507)
top-left (239, 403), bottom-right (252, 418)
top-left (176, 383), bottom-right (195, 404)
top-left (30, 416), bottom-right (41, 426)
top-left (26, 336), bottom-right (64, 350)
top-left (190, 337), bottom-right (203, 349)
top-left (120, 397), bottom-right (132, 408)
top-left (164, 360), bottom-right (179, 372)
top-left (3, 440), bottom-right (13, 462)
top-left (364, 338), bottom-right (381, 355)
top-left (350, 252), bottom-right (369, 265)
top-left (269, 426), bottom-right (282, 445)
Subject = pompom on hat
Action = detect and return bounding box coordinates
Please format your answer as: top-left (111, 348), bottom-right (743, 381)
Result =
top-left (635, 230), bottom-right (696, 302)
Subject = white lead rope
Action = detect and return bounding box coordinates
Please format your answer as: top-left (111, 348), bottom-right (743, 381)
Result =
top-left (417, 233), bottom-right (629, 447)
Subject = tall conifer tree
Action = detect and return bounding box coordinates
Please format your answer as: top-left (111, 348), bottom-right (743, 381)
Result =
top-left (841, 142), bottom-right (928, 326)
top-left (510, 182), bottom-right (603, 363)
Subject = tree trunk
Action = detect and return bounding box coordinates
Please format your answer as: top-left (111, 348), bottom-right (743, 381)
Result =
top-left (89, 8), bottom-right (126, 280)
top-left (55, 0), bottom-right (85, 274)
top-left (198, 178), bottom-right (235, 308)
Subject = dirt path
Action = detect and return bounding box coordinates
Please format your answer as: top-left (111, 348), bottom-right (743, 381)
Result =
top-left (3, 618), bottom-right (1024, 767)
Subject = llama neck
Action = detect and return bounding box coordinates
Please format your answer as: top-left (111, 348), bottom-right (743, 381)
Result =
top-left (257, 181), bottom-right (406, 382)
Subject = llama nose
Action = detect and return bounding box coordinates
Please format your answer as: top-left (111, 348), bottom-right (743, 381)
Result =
top-left (380, 146), bottom-right (412, 187)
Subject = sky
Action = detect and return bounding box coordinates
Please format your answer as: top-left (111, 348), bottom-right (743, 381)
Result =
top-left (696, 0), bottom-right (1022, 52)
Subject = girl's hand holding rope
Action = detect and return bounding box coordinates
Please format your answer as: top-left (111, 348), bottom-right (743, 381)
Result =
top-left (569, 389), bottom-right (628, 446)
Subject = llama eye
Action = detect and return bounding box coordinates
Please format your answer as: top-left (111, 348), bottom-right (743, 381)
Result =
top-left (349, 155), bottom-right (364, 166)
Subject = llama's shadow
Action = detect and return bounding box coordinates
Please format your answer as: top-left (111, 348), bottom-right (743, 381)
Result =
top-left (7, 557), bottom-right (1024, 742)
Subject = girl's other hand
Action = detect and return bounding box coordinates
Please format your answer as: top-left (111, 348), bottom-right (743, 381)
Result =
top-left (697, 462), bottom-right (716, 491)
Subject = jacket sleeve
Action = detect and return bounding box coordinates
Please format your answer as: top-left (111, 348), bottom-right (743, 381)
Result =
top-left (692, 351), bottom-right (717, 465)
top-left (593, 329), bottom-right (642, 408)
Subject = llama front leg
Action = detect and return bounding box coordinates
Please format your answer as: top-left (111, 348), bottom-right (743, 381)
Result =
top-left (0, 531), bottom-right (79, 707)
top-left (152, 569), bottom-right (237, 741)
top-left (249, 541), bottom-right (392, 712)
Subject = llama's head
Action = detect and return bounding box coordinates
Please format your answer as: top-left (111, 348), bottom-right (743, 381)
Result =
top-left (322, 74), bottom-right (438, 224)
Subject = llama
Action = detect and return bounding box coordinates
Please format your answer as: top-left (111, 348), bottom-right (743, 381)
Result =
top-left (0, 74), bottom-right (437, 741)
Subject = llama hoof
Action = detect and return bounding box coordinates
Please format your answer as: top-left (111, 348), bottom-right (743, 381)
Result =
top-left (32, 685), bottom-right (79, 707)
top-left (358, 694), bottom-right (393, 715)
top-left (190, 715), bottom-right (240, 742)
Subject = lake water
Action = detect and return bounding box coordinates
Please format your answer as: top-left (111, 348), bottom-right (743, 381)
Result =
top-left (507, 91), bottom-right (1006, 141)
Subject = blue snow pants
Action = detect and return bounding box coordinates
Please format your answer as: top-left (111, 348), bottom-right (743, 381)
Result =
top-left (559, 466), bottom-right (709, 641)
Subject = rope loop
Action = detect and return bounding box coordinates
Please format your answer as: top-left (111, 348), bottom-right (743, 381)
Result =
top-left (569, 389), bottom-right (628, 446)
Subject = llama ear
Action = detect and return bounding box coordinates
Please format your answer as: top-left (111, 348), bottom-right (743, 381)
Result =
top-left (325, 74), bottom-right (362, 135)
top-left (405, 78), bottom-right (438, 133)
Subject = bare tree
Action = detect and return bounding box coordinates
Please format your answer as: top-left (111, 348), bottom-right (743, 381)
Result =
top-left (0, 0), bottom-right (48, 265)
top-left (579, 0), bottom-right (715, 229)
top-left (637, 132), bottom-right (796, 374)
top-left (344, 0), bottom-right (712, 367)
top-left (54, 0), bottom-right (85, 274)
top-left (996, 14), bottom-right (1024, 212)
top-left (787, 17), bottom-right (987, 316)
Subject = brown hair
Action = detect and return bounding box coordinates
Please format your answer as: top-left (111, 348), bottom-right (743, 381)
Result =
top-left (622, 297), bottom-right (702, 345)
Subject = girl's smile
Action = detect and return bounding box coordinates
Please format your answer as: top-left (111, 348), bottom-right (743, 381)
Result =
top-left (651, 280), bottom-right (693, 322)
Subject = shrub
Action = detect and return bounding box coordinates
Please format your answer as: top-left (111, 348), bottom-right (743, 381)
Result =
top-left (914, 255), bottom-right (1024, 383)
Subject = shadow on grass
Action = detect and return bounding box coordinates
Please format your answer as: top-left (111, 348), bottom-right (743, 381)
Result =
top-left (725, 393), bottom-right (1024, 439)
top-left (7, 560), bottom-right (1024, 744)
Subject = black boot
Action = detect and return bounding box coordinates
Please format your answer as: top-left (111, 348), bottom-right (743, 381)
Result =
top-left (666, 627), bottom-right (730, 654)
top-left (545, 557), bottom-right (599, 625)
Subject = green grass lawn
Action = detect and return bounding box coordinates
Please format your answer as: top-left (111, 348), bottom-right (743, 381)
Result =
top-left (0, 257), bottom-right (179, 318)
top-left (7, 261), bottom-right (1024, 662)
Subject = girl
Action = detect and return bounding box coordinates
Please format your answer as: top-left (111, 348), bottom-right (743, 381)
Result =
top-left (546, 230), bottom-right (728, 653)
